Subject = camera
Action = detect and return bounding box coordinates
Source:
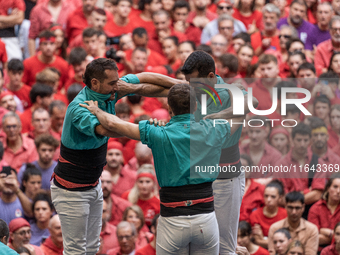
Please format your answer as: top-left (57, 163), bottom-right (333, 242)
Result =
top-left (105, 48), bottom-right (122, 63)
top-left (106, 36), bottom-right (121, 46)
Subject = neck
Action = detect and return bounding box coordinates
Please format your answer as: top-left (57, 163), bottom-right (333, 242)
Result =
top-left (107, 165), bottom-right (122, 176)
top-left (195, 9), bottom-right (206, 16)
top-left (7, 82), bottom-right (22, 91)
top-left (333, 40), bottom-right (340, 49)
top-left (48, 0), bottom-right (62, 7)
top-left (264, 205), bottom-right (278, 215)
top-left (240, 6), bottom-right (251, 13)
top-left (141, 10), bottom-right (152, 20)
top-left (291, 149), bottom-right (306, 161)
top-left (83, 8), bottom-right (92, 17)
top-left (139, 193), bottom-right (153, 201)
top-left (288, 218), bottom-right (300, 229)
top-left (37, 220), bottom-right (49, 230)
top-left (7, 136), bottom-right (22, 150)
top-left (0, 193), bottom-right (17, 203)
top-left (318, 23), bottom-right (328, 31)
top-left (328, 198), bottom-right (339, 207)
top-left (249, 141), bottom-right (266, 152)
top-left (38, 159), bottom-right (53, 170)
top-left (39, 53), bottom-right (54, 64)
top-left (114, 15), bottom-right (128, 26)
top-left (311, 145), bottom-right (327, 158)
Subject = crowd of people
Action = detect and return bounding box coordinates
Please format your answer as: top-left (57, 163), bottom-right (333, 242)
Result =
top-left (0, 0), bottom-right (340, 254)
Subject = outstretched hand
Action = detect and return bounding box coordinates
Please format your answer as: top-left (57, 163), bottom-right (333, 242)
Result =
top-left (79, 100), bottom-right (99, 115)
top-left (149, 118), bottom-right (167, 127)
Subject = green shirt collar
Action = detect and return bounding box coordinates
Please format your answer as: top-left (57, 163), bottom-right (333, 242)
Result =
top-left (84, 86), bottom-right (111, 102)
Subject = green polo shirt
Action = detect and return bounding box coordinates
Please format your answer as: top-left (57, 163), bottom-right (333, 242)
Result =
top-left (194, 75), bottom-right (247, 148)
top-left (139, 114), bottom-right (231, 187)
top-left (61, 74), bottom-right (140, 150)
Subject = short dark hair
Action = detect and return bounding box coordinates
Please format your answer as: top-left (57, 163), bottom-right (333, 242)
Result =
top-left (115, 102), bottom-right (130, 115)
top-left (29, 83), bottom-right (53, 104)
top-left (258, 54), bottom-right (278, 65)
top-left (69, 47), bottom-right (87, 66)
top-left (32, 192), bottom-right (54, 216)
top-left (286, 38), bottom-right (305, 52)
top-left (168, 84), bottom-right (196, 115)
top-left (172, 0), bottom-right (190, 12)
top-left (7, 59), bottom-right (24, 72)
top-left (319, 71), bottom-right (340, 86)
top-left (313, 95), bottom-right (331, 108)
top-left (285, 191), bottom-right (305, 204)
top-left (274, 228), bottom-right (291, 239)
top-left (150, 214), bottom-right (159, 229)
top-left (35, 134), bottom-right (59, 150)
top-left (67, 83), bottom-right (83, 102)
top-left (93, 7), bottom-right (107, 16)
top-left (0, 219), bottom-right (9, 244)
top-left (132, 47), bottom-right (147, 56)
top-left (266, 180), bottom-right (284, 196)
top-left (288, 51), bottom-right (306, 62)
top-left (291, 122), bottom-right (311, 139)
top-left (82, 27), bottom-right (99, 39)
top-left (181, 51), bottom-right (215, 77)
top-left (238, 221), bottom-right (252, 237)
top-left (218, 54), bottom-right (238, 73)
top-left (0, 141), bottom-right (3, 160)
top-left (39, 30), bottom-right (56, 39)
top-left (164, 36), bottom-right (179, 46)
top-left (20, 164), bottom-right (42, 193)
top-left (232, 32), bottom-right (251, 43)
top-left (286, 104), bottom-right (301, 116)
top-left (83, 58), bottom-right (118, 89)
top-left (276, 80), bottom-right (297, 99)
top-left (138, 0), bottom-right (153, 10)
top-left (49, 100), bottom-right (66, 116)
top-left (309, 117), bottom-right (326, 130)
top-left (290, 0), bottom-right (307, 10)
top-left (132, 27), bottom-right (147, 37)
top-left (196, 44), bottom-right (212, 55)
top-left (179, 41), bottom-right (196, 51)
top-left (297, 62), bottom-right (316, 74)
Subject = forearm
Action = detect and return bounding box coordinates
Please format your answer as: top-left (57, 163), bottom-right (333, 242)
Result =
top-left (253, 236), bottom-right (268, 249)
top-left (118, 83), bottom-right (169, 99)
top-left (319, 233), bottom-right (331, 245)
top-left (135, 72), bottom-right (186, 88)
top-left (95, 124), bottom-right (121, 138)
top-left (0, 12), bottom-right (24, 27)
top-left (28, 39), bottom-right (36, 57)
top-left (16, 190), bottom-right (33, 218)
top-left (304, 190), bottom-right (322, 204)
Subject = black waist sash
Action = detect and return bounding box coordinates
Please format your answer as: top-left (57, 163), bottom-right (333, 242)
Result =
top-left (217, 143), bottom-right (242, 179)
top-left (53, 142), bottom-right (107, 191)
top-left (159, 182), bottom-right (214, 217)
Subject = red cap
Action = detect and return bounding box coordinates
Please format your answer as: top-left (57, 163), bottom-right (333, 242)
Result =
top-left (269, 127), bottom-right (290, 140)
top-left (0, 91), bottom-right (14, 101)
top-left (107, 141), bottom-right (123, 152)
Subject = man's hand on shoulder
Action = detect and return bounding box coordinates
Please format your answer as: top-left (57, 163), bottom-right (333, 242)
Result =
top-left (79, 100), bottom-right (100, 115)
top-left (148, 118), bottom-right (167, 127)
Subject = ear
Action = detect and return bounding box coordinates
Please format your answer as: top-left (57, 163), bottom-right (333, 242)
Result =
top-left (0, 236), bottom-right (7, 244)
top-left (91, 78), bottom-right (100, 91)
top-left (168, 106), bottom-right (174, 117)
top-left (36, 95), bottom-right (42, 105)
top-left (207, 72), bottom-right (215, 79)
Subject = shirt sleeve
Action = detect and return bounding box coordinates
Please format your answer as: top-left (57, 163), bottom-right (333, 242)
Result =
top-left (120, 74), bottom-right (140, 84)
top-left (139, 120), bottom-right (153, 148)
top-left (14, 0), bottom-right (26, 11)
top-left (71, 104), bottom-right (102, 138)
top-left (28, 6), bottom-right (40, 39)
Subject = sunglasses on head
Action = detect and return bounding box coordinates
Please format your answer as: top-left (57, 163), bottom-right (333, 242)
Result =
top-left (217, 5), bottom-right (233, 10)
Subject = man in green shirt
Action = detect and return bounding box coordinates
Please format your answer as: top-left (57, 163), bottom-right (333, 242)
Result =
top-left (80, 83), bottom-right (245, 254)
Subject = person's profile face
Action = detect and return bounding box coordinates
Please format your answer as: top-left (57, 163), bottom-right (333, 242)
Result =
top-left (97, 69), bottom-right (119, 100)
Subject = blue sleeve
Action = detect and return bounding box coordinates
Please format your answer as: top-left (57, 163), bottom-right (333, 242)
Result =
top-left (71, 104), bottom-right (102, 138)
top-left (121, 74), bottom-right (140, 84)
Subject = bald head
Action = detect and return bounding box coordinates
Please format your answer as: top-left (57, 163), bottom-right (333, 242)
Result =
top-left (49, 214), bottom-right (60, 229)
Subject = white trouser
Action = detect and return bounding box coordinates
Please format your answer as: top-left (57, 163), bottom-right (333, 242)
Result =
top-left (156, 211), bottom-right (219, 255)
top-left (51, 180), bottom-right (103, 255)
top-left (213, 171), bottom-right (246, 255)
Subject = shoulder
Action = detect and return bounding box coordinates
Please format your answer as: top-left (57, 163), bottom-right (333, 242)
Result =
top-left (303, 218), bottom-right (319, 231)
top-left (269, 218), bottom-right (286, 230)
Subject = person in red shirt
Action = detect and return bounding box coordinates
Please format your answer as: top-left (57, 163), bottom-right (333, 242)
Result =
top-left (109, 0), bottom-right (136, 36)
top-left (0, 39), bottom-right (7, 68)
top-left (101, 200), bottom-right (119, 254)
top-left (101, 170), bottom-right (132, 226)
top-left (82, 28), bottom-right (102, 59)
top-left (22, 30), bottom-right (69, 88)
top-left (0, 91), bottom-right (18, 112)
top-left (123, 142), bottom-right (153, 172)
top-left (187, 0), bottom-right (218, 30)
top-left (171, 1), bottom-right (201, 46)
top-left (240, 116), bottom-right (282, 180)
top-left (105, 140), bottom-right (137, 197)
top-left (5, 59), bottom-right (31, 110)
top-left (162, 36), bottom-right (181, 72)
top-left (237, 221), bottom-right (270, 255)
top-left (107, 221), bottom-right (137, 255)
top-left (135, 214), bottom-right (158, 255)
top-left (321, 223), bottom-right (340, 255)
top-left (121, 164), bottom-right (160, 227)
top-left (239, 154), bottom-right (266, 222)
top-left (250, 181), bottom-right (287, 249)
top-left (49, 100), bottom-right (66, 140)
top-left (122, 205), bottom-right (154, 249)
top-left (20, 83), bottom-right (54, 134)
top-left (130, 0), bottom-right (162, 37)
top-left (233, 0), bottom-right (263, 33)
top-left (28, 0), bottom-right (75, 56)
top-left (251, 4), bottom-right (281, 56)
top-left (148, 10), bottom-right (187, 56)
top-left (328, 105), bottom-right (340, 149)
top-left (65, 47), bottom-right (87, 92)
top-left (40, 215), bottom-right (64, 255)
top-left (269, 126), bottom-right (290, 156)
top-left (309, 175), bottom-right (340, 249)
top-left (237, 44), bottom-right (254, 78)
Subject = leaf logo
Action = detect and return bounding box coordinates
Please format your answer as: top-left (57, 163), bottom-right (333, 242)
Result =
top-left (196, 82), bottom-right (222, 106)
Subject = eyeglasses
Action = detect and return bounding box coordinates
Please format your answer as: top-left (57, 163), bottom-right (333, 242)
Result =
top-left (286, 206), bottom-right (303, 211)
top-left (279, 35), bottom-right (291, 39)
top-left (14, 230), bottom-right (31, 236)
top-left (118, 235), bottom-right (133, 241)
top-left (4, 124), bottom-right (19, 130)
top-left (211, 42), bottom-right (227, 47)
top-left (219, 26), bottom-right (233, 30)
top-left (217, 5), bottom-right (233, 10)
top-left (331, 27), bottom-right (340, 32)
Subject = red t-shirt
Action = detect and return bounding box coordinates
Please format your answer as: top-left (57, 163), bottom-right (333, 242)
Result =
top-left (125, 49), bottom-right (167, 68)
top-left (22, 54), bottom-right (69, 89)
top-left (308, 199), bottom-right (340, 230)
top-left (249, 207), bottom-right (287, 237)
top-left (135, 244), bottom-right (156, 255)
top-left (110, 167), bottom-right (137, 197)
top-left (54, 92), bottom-right (68, 105)
top-left (121, 191), bottom-right (160, 227)
top-left (142, 97), bottom-right (163, 113)
top-left (328, 126), bottom-right (340, 149)
top-left (252, 246), bottom-right (270, 255)
top-left (109, 193), bottom-right (132, 226)
top-left (106, 19), bottom-right (137, 37)
top-left (0, 39), bottom-right (7, 65)
top-left (251, 31), bottom-right (281, 52)
top-left (20, 107), bottom-right (33, 133)
top-left (129, 13), bottom-right (155, 37)
top-left (6, 84), bottom-right (31, 110)
top-left (240, 180), bottom-right (265, 222)
top-left (232, 9), bottom-right (263, 31)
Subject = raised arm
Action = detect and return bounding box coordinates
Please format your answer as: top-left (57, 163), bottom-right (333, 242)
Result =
top-left (81, 101), bottom-right (141, 141)
top-left (116, 81), bottom-right (170, 99)
top-left (135, 72), bottom-right (187, 87)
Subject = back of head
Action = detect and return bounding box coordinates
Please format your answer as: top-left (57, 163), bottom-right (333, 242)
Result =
top-left (29, 83), bottom-right (53, 104)
top-left (0, 219), bottom-right (9, 244)
top-left (69, 47), bottom-right (87, 66)
top-left (67, 83), bottom-right (83, 102)
top-left (168, 84), bottom-right (196, 116)
top-left (218, 54), bottom-right (238, 73)
top-left (181, 51), bottom-right (215, 77)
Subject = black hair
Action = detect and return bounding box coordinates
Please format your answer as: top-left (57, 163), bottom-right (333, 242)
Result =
top-left (179, 41), bottom-right (196, 51)
top-left (32, 192), bottom-right (54, 218)
top-left (83, 58), bottom-right (118, 89)
top-left (29, 83), bottom-right (54, 104)
top-left (82, 27), bottom-right (99, 39)
top-left (274, 228), bottom-right (291, 239)
top-left (313, 95), bottom-right (331, 108)
top-left (266, 180), bottom-right (284, 196)
top-left (297, 62), bottom-right (316, 74)
top-left (286, 104), bottom-right (301, 116)
top-left (132, 27), bottom-right (148, 37)
top-left (276, 80), bottom-right (297, 100)
top-left (238, 221), bottom-right (252, 237)
top-left (138, 0), bottom-right (154, 11)
top-left (291, 122), bottom-right (311, 139)
top-left (69, 47), bottom-right (88, 66)
top-left (319, 71), bottom-right (340, 86)
top-left (0, 219), bottom-right (9, 243)
top-left (181, 51), bottom-right (215, 77)
top-left (196, 44), bottom-right (212, 55)
top-left (285, 191), bottom-right (305, 204)
top-left (7, 59), bottom-right (24, 72)
top-left (20, 163), bottom-right (42, 193)
top-left (218, 54), bottom-right (238, 73)
top-left (127, 95), bottom-right (142, 105)
top-left (67, 83), bottom-right (83, 102)
top-left (164, 36), bottom-right (179, 47)
top-left (38, 30), bottom-right (56, 39)
top-left (232, 32), bottom-right (251, 43)
top-left (168, 84), bottom-right (196, 115)
top-left (172, 0), bottom-right (190, 12)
